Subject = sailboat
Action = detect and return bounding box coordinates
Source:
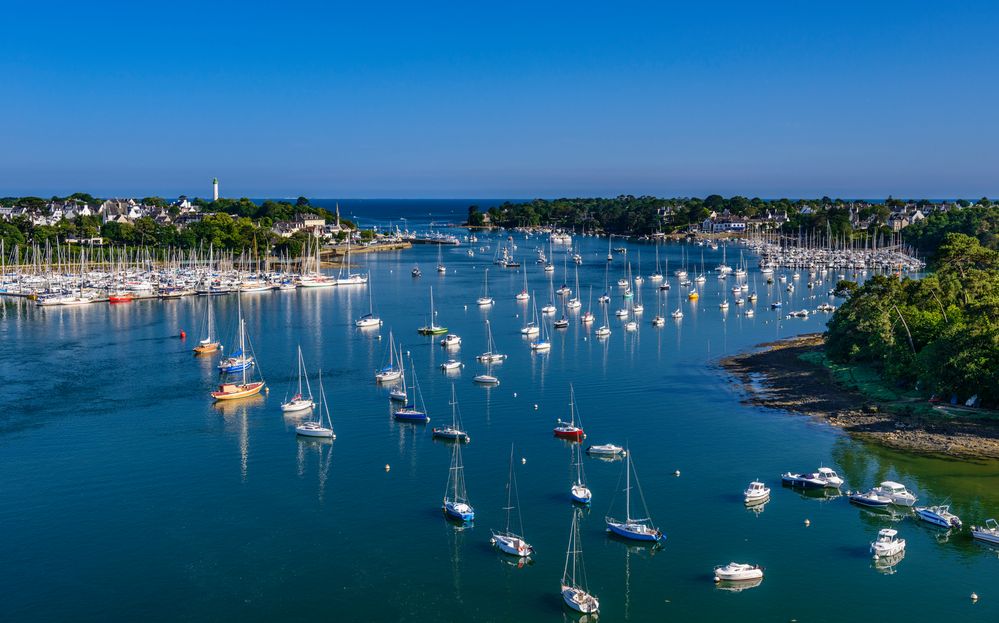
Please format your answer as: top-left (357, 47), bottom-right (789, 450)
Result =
top-left (570, 442), bottom-right (592, 504)
top-left (476, 268), bottom-right (494, 306)
top-left (561, 508), bottom-right (599, 614)
top-left (521, 297), bottom-right (540, 336)
top-left (389, 343), bottom-right (409, 401)
top-left (595, 300), bottom-right (611, 337)
top-left (442, 425), bottom-right (474, 522)
top-left (374, 330), bottom-right (403, 382)
top-left (211, 299), bottom-right (266, 401)
top-left (649, 244), bottom-right (664, 281)
top-left (672, 283), bottom-right (684, 319)
top-left (295, 371), bottom-right (335, 438)
top-left (554, 385), bottom-right (585, 439)
top-left (417, 287), bottom-right (448, 335)
top-left (516, 266), bottom-right (530, 300)
top-left (299, 237), bottom-right (336, 287)
top-left (217, 298), bottom-right (255, 373)
top-left (531, 312), bottom-right (552, 351)
top-left (599, 264), bottom-right (611, 304)
top-left (566, 267), bottom-right (582, 310)
top-left (477, 319), bottom-right (507, 363)
top-left (394, 355), bottom-right (430, 423)
top-left (193, 298), bottom-right (222, 354)
top-left (433, 384), bottom-right (471, 442)
top-left (491, 444), bottom-right (534, 557)
top-left (355, 279), bottom-right (382, 327)
top-left (580, 286), bottom-right (595, 324)
top-left (281, 345), bottom-right (315, 412)
top-left (436, 244), bottom-right (446, 273)
top-left (605, 450), bottom-right (664, 543)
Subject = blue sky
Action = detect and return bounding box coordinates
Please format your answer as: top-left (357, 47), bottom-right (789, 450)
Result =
top-left (2, 1), bottom-right (997, 199)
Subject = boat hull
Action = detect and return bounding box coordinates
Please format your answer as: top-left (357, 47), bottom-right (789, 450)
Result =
top-left (394, 409), bottom-right (430, 423)
top-left (561, 586), bottom-right (599, 614)
top-left (281, 399), bottom-right (314, 413)
top-left (443, 502), bottom-right (474, 522)
top-left (211, 382), bottom-right (265, 401)
top-left (606, 521), bottom-right (664, 542)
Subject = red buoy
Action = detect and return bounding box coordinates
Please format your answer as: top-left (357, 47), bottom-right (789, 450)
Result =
top-left (180, 330), bottom-right (187, 339)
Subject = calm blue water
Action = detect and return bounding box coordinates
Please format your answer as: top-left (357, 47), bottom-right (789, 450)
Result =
top-left (2, 233), bottom-right (997, 622)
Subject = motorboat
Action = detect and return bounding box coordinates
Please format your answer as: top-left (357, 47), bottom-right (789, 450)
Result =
top-left (849, 490), bottom-right (892, 508)
top-left (971, 518), bottom-right (999, 544)
top-left (872, 481), bottom-right (918, 507)
top-left (781, 467), bottom-right (842, 489)
top-left (713, 562), bottom-right (764, 582)
top-left (473, 373), bottom-right (499, 385)
top-left (440, 334), bottom-right (462, 348)
top-left (586, 444), bottom-right (626, 457)
top-left (914, 505), bottom-right (962, 529)
top-left (870, 528), bottom-right (906, 558)
top-left (744, 481), bottom-right (770, 505)
top-left (814, 467), bottom-right (844, 488)
top-left (440, 359), bottom-right (462, 371)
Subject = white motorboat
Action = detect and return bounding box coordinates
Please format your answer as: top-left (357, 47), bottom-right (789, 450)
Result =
top-left (713, 562), bottom-right (764, 582)
top-left (914, 505), bottom-right (962, 529)
top-left (872, 481), bottom-right (918, 507)
top-left (971, 518), bottom-right (999, 545)
top-left (814, 467), bottom-right (844, 488)
top-left (473, 373), bottom-right (499, 385)
top-left (870, 528), bottom-right (906, 558)
top-left (586, 444), bottom-right (626, 457)
top-left (440, 334), bottom-right (462, 348)
top-left (744, 481), bottom-right (770, 505)
top-left (440, 359), bottom-right (462, 371)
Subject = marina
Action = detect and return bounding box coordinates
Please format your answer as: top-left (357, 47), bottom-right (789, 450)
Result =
top-left (1, 226), bottom-right (997, 622)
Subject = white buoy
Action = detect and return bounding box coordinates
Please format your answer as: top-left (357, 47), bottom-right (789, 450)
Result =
top-left (521, 458), bottom-right (526, 464)
top-left (804, 519), bottom-right (811, 527)
top-left (513, 392), bottom-right (517, 398)
top-left (971, 592), bottom-right (978, 602)
top-left (674, 470), bottom-right (680, 477)
top-left (406, 350), bottom-right (410, 356)
top-left (385, 464), bottom-right (390, 472)
top-left (534, 404), bottom-right (538, 410)
top-left (463, 305), bottom-right (467, 310)
top-left (377, 335), bottom-right (382, 340)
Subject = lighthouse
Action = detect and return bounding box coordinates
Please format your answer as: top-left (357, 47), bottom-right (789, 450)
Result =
top-left (212, 177), bottom-right (219, 201)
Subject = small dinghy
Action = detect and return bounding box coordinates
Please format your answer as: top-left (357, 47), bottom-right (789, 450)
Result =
top-left (713, 562), bottom-right (763, 582)
top-left (870, 528), bottom-right (906, 558)
top-left (744, 481), bottom-right (770, 505)
top-left (586, 444), bottom-right (626, 457)
top-left (849, 490), bottom-right (893, 508)
top-left (914, 505), bottom-right (962, 529)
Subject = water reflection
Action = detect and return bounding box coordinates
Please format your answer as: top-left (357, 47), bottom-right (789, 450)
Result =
top-left (296, 436), bottom-right (334, 502)
top-left (214, 395), bottom-right (263, 481)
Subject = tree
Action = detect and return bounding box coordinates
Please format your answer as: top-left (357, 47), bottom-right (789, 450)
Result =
top-left (466, 205), bottom-right (485, 227)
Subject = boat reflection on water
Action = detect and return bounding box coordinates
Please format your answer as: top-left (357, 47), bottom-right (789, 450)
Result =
top-left (296, 436), bottom-right (334, 502)
top-left (213, 395), bottom-right (264, 481)
top-left (746, 500), bottom-right (768, 516)
top-left (714, 576), bottom-right (763, 592)
top-left (872, 550), bottom-right (906, 575)
top-left (855, 505), bottom-right (907, 527)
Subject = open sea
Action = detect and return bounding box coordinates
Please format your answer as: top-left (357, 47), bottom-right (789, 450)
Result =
top-left (2, 211), bottom-right (997, 622)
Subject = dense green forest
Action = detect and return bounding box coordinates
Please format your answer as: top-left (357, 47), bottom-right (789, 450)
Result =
top-left (826, 233), bottom-right (999, 407)
top-left (902, 205), bottom-right (999, 263)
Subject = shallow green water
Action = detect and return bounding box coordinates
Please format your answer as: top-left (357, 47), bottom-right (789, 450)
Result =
top-left (1, 236), bottom-right (996, 622)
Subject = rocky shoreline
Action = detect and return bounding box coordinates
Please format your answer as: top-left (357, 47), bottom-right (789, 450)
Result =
top-left (721, 334), bottom-right (999, 461)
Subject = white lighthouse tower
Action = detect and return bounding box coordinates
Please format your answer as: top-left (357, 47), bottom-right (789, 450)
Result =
top-left (212, 177), bottom-right (219, 201)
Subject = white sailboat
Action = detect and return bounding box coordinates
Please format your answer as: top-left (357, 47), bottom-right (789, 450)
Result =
top-left (491, 444), bottom-right (535, 557)
top-left (281, 345), bottom-right (315, 412)
top-left (566, 266), bottom-right (582, 310)
top-left (389, 343), bottom-right (408, 402)
top-left (436, 244), bottom-right (446, 273)
top-left (476, 268), bottom-right (494, 306)
top-left (531, 310), bottom-right (552, 351)
top-left (355, 279), bottom-right (382, 327)
top-left (433, 384), bottom-right (471, 442)
top-left (375, 330), bottom-right (403, 382)
top-left (477, 319), bottom-right (507, 363)
top-left (521, 296), bottom-right (540, 336)
top-left (296, 370), bottom-right (335, 438)
top-left (581, 285), bottom-right (595, 324)
top-left (418, 287), bottom-right (448, 335)
top-left (561, 508), bottom-right (599, 614)
top-left (595, 300), bottom-right (611, 337)
top-left (516, 266), bottom-right (530, 300)
top-left (570, 442), bottom-right (592, 504)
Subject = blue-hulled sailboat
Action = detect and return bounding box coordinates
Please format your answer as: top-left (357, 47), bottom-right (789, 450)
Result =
top-left (394, 355), bottom-right (430, 423)
top-left (605, 450), bottom-right (664, 543)
top-left (443, 433), bottom-right (474, 522)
